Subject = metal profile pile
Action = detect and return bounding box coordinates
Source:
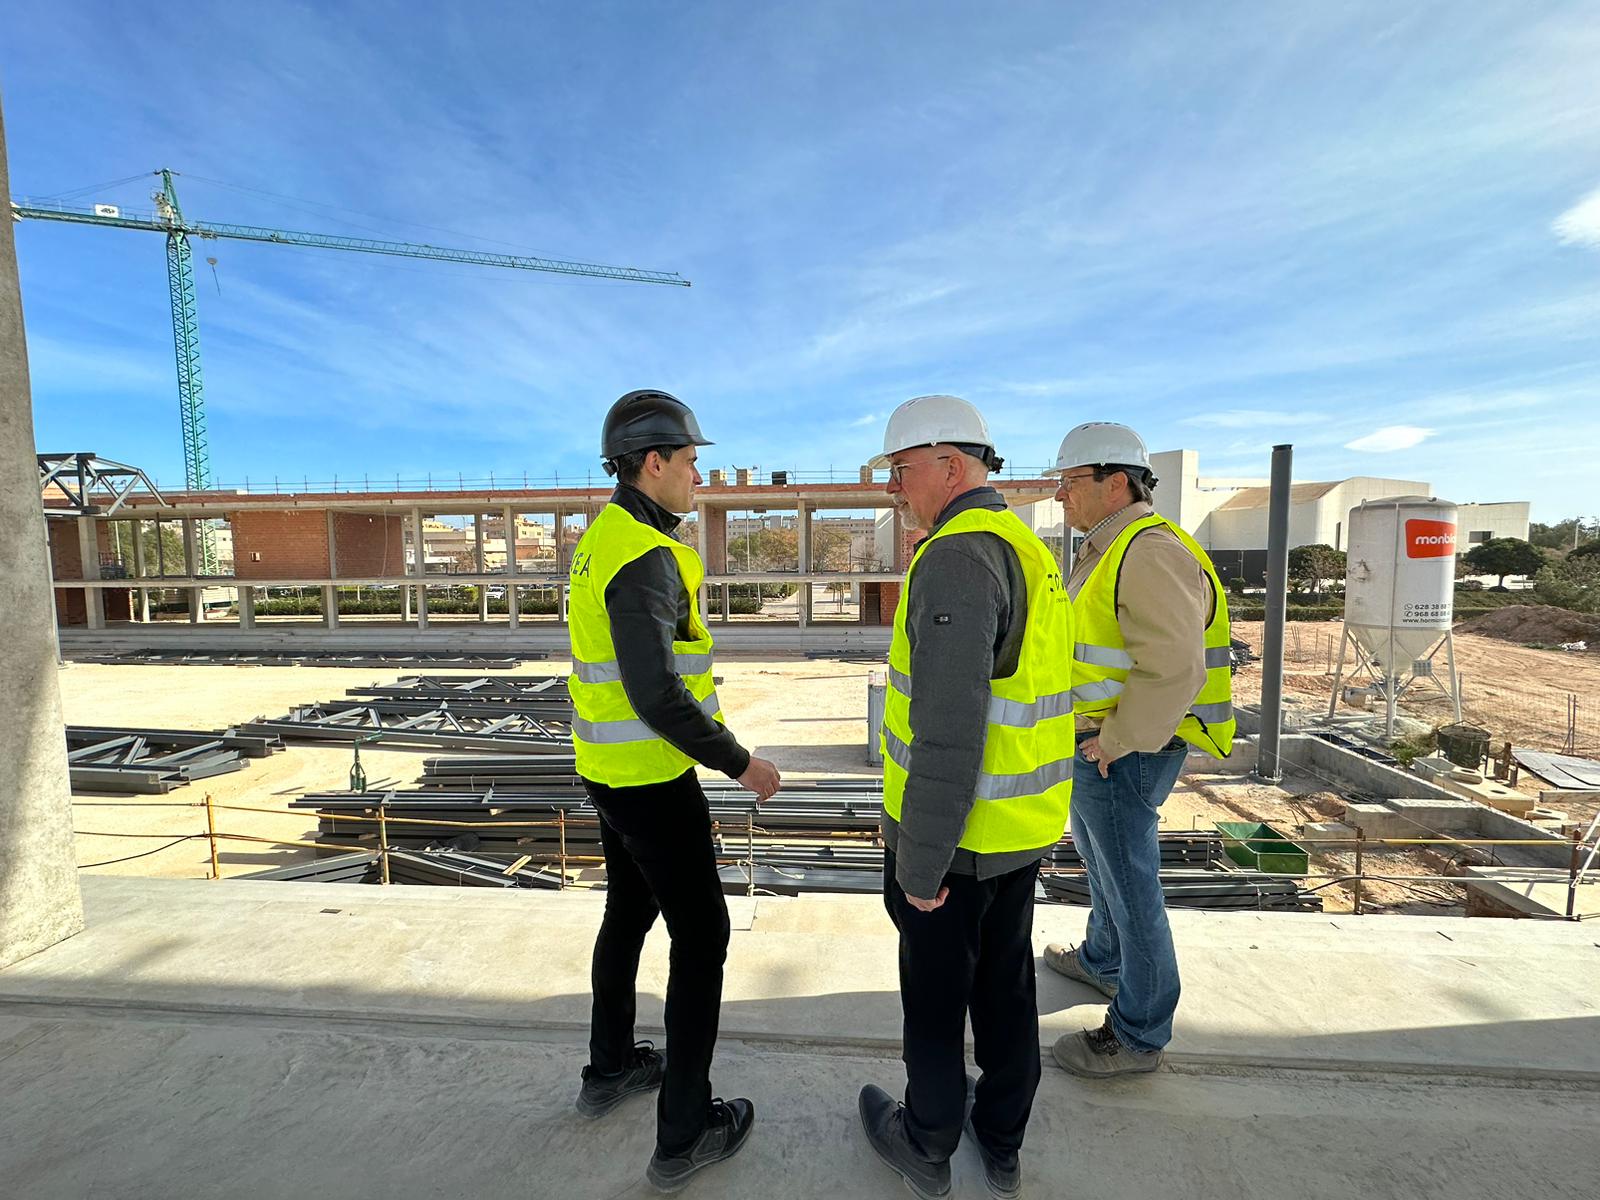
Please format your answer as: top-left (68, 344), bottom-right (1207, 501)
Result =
top-left (66, 725), bottom-right (284, 793)
top-left (287, 778), bottom-right (891, 896)
top-left (70, 650), bottom-right (540, 668)
top-left (1041, 870), bottom-right (1323, 912)
top-left (239, 699), bottom-right (571, 753)
top-left (347, 674), bottom-right (571, 707)
top-left (237, 847), bottom-right (561, 889)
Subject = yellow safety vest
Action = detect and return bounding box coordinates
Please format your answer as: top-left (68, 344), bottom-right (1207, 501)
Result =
top-left (1072, 513), bottom-right (1235, 758)
top-left (567, 502), bottom-right (723, 787)
top-left (881, 507), bottom-right (1076, 854)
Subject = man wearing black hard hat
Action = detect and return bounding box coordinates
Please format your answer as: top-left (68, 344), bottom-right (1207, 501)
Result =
top-left (568, 389), bottom-right (780, 1192)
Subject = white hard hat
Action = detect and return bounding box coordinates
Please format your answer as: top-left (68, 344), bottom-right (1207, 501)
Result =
top-left (868, 394), bottom-right (999, 469)
top-left (1048, 422), bottom-right (1151, 475)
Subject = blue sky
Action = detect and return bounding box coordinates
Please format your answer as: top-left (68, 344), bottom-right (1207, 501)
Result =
top-left (5, 1), bottom-right (1599, 519)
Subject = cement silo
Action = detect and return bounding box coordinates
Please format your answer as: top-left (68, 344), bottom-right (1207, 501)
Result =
top-left (1328, 496), bottom-right (1462, 737)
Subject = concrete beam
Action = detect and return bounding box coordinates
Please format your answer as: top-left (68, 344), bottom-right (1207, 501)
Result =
top-left (0, 96), bottom-right (85, 967)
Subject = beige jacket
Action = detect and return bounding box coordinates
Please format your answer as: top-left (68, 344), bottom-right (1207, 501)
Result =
top-left (1068, 502), bottom-right (1212, 761)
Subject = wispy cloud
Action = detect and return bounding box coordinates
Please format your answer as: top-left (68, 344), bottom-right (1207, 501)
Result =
top-left (1553, 185), bottom-right (1600, 249)
top-left (1344, 425), bottom-right (1436, 453)
top-left (848, 412), bottom-right (883, 428)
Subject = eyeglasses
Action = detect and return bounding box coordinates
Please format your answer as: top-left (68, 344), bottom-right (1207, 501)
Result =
top-left (888, 455), bottom-right (954, 484)
top-left (1055, 470), bottom-right (1101, 489)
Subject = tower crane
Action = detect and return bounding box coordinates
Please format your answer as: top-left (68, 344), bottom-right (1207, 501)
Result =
top-left (11, 169), bottom-right (689, 567)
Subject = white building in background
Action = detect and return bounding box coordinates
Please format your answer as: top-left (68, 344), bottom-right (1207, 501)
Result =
top-left (1144, 450), bottom-right (1530, 582)
top-left (1014, 449), bottom-right (1529, 584)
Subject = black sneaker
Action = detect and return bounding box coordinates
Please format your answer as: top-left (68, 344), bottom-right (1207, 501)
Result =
top-left (858, 1084), bottom-right (951, 1200)
top-left (645, 1097), bottom-right (756, 1193)
top-left (575, 1041), bottom-right (665, 1118)
top-left (963, 1117), bottom-right (1022, 1200)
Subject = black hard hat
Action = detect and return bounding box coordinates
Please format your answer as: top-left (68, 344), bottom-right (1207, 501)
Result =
top-left (600, 389), bottom-right (714, 462)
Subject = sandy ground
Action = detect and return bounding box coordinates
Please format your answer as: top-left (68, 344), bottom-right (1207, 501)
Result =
top-left (58, 658), bottom-right (884, 883)
top-left (57, 623), bottom-right (1596, 912)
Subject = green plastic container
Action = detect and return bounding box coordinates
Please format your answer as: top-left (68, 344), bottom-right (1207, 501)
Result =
top-left (1216, 821), bottom-right (1309, 876)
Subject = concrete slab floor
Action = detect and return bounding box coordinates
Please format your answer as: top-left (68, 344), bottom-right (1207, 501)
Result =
top-left (0, 1003), bottom-right (1593, 1200)
top-left (3, 878), bottom-right (1598, 1082)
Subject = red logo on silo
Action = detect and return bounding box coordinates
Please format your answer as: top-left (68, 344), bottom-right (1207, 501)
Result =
top-left (1405, 519), bottom-right (1456, 558)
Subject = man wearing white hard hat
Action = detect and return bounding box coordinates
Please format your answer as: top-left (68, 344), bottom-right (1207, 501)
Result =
top-left (1042, 422), bottom-right (1235, 1078)
top-left (856, 395), bottom-right (1075, 1200)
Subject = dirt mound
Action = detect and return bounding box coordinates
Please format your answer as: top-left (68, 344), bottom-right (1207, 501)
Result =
top-left (1456, 605), bottom-right (1600, 645)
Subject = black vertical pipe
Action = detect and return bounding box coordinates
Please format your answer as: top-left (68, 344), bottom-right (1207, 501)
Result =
top-left (1255, 444), bottom-right (1293, 781)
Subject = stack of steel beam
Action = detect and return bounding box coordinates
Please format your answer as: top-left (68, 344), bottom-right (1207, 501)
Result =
top-left (1048, 831), bottom-right (1224, 872)
top-left (385, 847), bottom-right (563, 889)
top-left (65, 725), bottom-right (284, 794)
top-left (71, 650), bottom-right (540, 668)
top-left (347, 674), bottom-right (570, 704)
top-left (418, 754), bottom-right (581, 788)
top-left (236, 847), bottom-right (561, 888)
top-left (1041, 869), bottom-right (1323, 912)
top-left (239, 851), bottom-right (380, 883)
top-left (239, 699), bottom-right (570, 753)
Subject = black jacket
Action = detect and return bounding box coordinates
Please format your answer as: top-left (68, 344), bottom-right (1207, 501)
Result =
top-left (603, 485), bottom-right (751, 780)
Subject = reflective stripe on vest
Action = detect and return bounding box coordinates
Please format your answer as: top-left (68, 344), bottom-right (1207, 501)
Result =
top-left (572, 690), bottom-right (724, 744)
top-left (881, 506), bottom-right (1076, 855)
top-left (881, 726), bottom-right (1076, 801)
top-left (1070, 512), bottom-right (1236, 759)
top-left (574, 651), bottom-right (714, 685)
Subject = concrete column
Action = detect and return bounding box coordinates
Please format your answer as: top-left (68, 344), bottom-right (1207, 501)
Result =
top-left (695, 500), bottom-right (711, 623)
top-left (0, 97), bottom-right (85, 967)
top-left (76, 516), bottom-right (105, 629)
top-left (554, 507), bottom-right (571, 570)
top-left (797, 503), bottom-right (812, 628)
top-left (721, 584), bottom-right (731, 621)
top-left (239, 585), bottom-right (256, 630)
top-left (410, 506), bottom-right (427, 630)
top-left (503, 506), bottom-right (518, 629)
top-left (402, 582), bottom-right (412, 622)
top-left (475, 514), bottom-right (488, 622)
top-left (132, 519), bottom-right (151, 622)
top-left (182, 518), bottom-right (200, 623)
top-left (325, 510), bottom-right (338, 630)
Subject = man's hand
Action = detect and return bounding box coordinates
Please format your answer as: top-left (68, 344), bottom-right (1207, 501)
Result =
top-left (1079, 735), bottom-right (1127, 780)
top-left (905, 886), bottom-right (949, 913)
top-left (736, 756), bottom-right (781, 803)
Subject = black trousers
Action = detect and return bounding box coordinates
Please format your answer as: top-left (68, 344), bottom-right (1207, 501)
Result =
top-left (884, 848), bottom-right (1042, 1166)
top-left (587, 768), bottom-right (731, 1155)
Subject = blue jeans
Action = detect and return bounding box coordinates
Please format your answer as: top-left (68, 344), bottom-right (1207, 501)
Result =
top-left (1070, 728), bottom-right (1187, 1052)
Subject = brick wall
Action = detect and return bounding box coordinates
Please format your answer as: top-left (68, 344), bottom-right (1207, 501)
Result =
top-left (49, 519), bottom-right (113, 625)
top-left (702, 507), bottom-right (728, 573)
top-left (231, 511), bottom-right (330, 579)
top-left (330, 513), bottom-right (407, 577)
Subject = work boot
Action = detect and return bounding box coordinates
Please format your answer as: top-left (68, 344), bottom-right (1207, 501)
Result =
top-left (1042, 942), bottom-right (1118, 999)
top-left (963, 1116), bottom-right (1023, 1200)
top-left (857, 1084), bottom-right (951, 1200)
top-left (645, 1097), bottom-right (756, 1193)
top-left (1052, 1017), bottom-right (1163, 1079)
top-left (575, 1041), bottom-right (665, 1118)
